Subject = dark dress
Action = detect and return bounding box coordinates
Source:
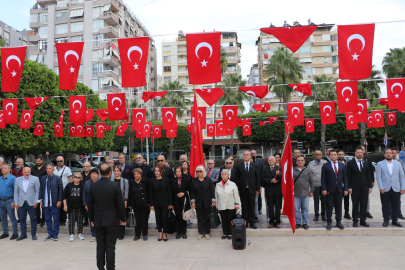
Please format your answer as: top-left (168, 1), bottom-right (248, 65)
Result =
top-left (190, 177), bottom-right (215, 235)
top-left (128, 177), bottom-right (150, 237)
top-left (149, 176), bottom-right (172, 233)
top-left (170, 174), bottom-right (191, 235)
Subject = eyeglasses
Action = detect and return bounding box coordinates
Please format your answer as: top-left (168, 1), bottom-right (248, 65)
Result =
top-left (56, 160), bottom-right (63, 163)
top-left (158, 160), bottom-right (164, 162)
top-left (208, 163), bottom-right (214, 165)
top-left (196, 170), bottom-right (203, 173)
top-left (74, 176), bottom-right (81, 179)
top-left (226, 162), bottom-right (232, 164)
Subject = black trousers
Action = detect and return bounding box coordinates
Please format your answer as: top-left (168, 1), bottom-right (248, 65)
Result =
top-left (219, 209), bottom-right (235, 235)
top-left (314, 187), bottom-right (326, 217)
top-left (154, 207), bottom-right (168, 233)
top-left (134, 206), bottom-right (149, 236)
top-left (326, 188), bottom-right (343, 223)
top-left (196, 207), bottom-right (211, 235)
top-left (94, 225), bottom-right (119, 270)
top-left (240, 191), bottom-right (256, 225)
top-left (118, 225), bottom-right (125, 239)
top-left (351, 190), bottom-right (368, 222)
top-left (344, 193), bottom-right (350, 214)
top-left (59, 200), bottom-right (67, 224)
top-left (267, 195), bottom-right (282, 225)
top-left (36, 205), bottom-right (45, 224)
top-left (381, 188), bottom-right (401, 223)
top-left (258, 193), bottom-right (262, 212)
top-left (174, 207), bottom-right (187, 235)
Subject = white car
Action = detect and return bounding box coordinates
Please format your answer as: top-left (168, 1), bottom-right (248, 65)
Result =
top-left (81, 156), bottom-right (106, 165)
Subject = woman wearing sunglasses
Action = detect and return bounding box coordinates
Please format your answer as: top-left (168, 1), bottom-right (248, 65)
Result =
top-left (190, 165), bottom-right (215, 240)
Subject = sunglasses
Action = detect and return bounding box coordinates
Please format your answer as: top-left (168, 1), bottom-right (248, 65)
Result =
top-left (226, 162), bottom-right (232, 164)
top-left (158, 160), bottom-right (164, 162)
top-left (74, 176), bottom-right (81, 179)
top-left (56, 160), bottom-right (63, 163)
top-left (196, 170), bottom-right (203, 173)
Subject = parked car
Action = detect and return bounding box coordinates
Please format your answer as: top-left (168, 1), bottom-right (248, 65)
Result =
top-left (50, 159), bottom-right (86, 173)
top-left (80, 156), bottom-right (106, 165)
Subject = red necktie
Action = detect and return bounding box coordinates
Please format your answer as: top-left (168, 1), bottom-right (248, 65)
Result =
top-left (333, 162), bottom-right (338, 176)
top-left (208, 169), bottom-right (211, 177)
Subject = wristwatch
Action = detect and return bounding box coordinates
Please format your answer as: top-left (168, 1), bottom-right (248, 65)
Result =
top-left (37, 200), bottom-right (41, 203)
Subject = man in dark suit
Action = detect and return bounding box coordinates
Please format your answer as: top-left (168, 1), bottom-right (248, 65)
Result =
top-left (132, 154), bottom-right (153, 179)
top-left (322, 147), bottom-right (333, 162)
top-left (88, 163), bottom-right (126, 270)
top-left (347, 146), bottom-right (373, 227)
top-left (321, 150), bottom-right (348, 230)
top-left (118, 153), bottom-right (133, 181)
top-left (337, 149), bottom-right (351, 220)
top-left (157, 155), bottom-right (175, 180)
top-left (234, 151), bottom-right (260, 229)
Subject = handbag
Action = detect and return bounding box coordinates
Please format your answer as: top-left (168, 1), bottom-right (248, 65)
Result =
top-left (182, 192), bottom-right (195, 221)
top-left (126, 208), bottom-right (136, 228)
top-left (166, 210), bottom-right (178, 234)
top-left (209, 206), bottom-right (221, 228)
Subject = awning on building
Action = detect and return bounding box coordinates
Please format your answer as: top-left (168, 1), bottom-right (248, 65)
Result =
top-left (70, 9), bottom-right (84, 18)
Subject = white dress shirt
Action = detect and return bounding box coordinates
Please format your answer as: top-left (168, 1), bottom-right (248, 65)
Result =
top-left (23, 177), bottom-right (30, 200)
top-left (356, 159), bottom-right (363, 171)
top-left (386, 160), bottom-right (393, 175)
top-left (331, 161), bottom-right (339, 174)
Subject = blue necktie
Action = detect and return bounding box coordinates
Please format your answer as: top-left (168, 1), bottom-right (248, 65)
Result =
top-left (46, 177), bottom-right (51, 207)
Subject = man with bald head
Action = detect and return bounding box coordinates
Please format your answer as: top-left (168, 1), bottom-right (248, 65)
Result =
top-left (132, 154), bottom-right (153, 179)
top-left (158, 155), bottom-right (175, 180)
top-left (234, 151), bottom-right (261, 229)
top-left (12, 158), bottom-right (24, 177)
top-left (308, 150), bottom-right (327, 221)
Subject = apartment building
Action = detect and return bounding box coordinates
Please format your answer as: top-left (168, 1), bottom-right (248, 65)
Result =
top-left (0, 20), bottom-right (32, 49)
top-left (28, 0), bottom-right (157, 101)
top-left (247, 63), bottom-right (261, 111)
top-left (256, 22), bottom-right (338, 111)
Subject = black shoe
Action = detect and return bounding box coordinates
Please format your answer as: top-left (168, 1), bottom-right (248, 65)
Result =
top-left (163, 239), bottom-right (168, 242)
top-left (44, 235), bottom-right (53, 241)
top-left (60, 223), bottom-right (66, 227)
top-left (143, 236), bottom-right (148, 241)
top-left (0, 233), bottom-right (9, 239)
top-left (53, 235), bottom-right (58, 241)
top-left (336, 223), bottom-right (345, 229)
top-left (344, 213), bottom-right (351, 220)
top-left (360, 221), bottom-right (370, 227)
top-left (16, 235), bottom-right (27, 241)
top-left (32, 235), bottom-right (37, 241)
top-left (382, 222), bottom-right (389, 227)
top-left (254, 217), bottom-right (259, 222)
top-left (353, 222), bottom-right (358, 227)
top-left (321, 216), bottom-right (327, 221)
top-left (17, 220), bottom-right (20, 224)
top-left (392, 221), bottom-right (403, 227)
top-left (176, 234), bottom-right (181, 239)
top-left (221, 235), bottom-right (227, 240)
top-left (133, 235), bottom-right (140, 241)
top-left (313, 216), bottom-right (319, 221)
top-left (40, 222), bottom-right (45, 227)
top-left (118, 237), bottom-right (123, 240)
top-left (295, 224), bottom-right (301, 229)
top-left (398, 214), bottom-right (405, 220)
top-left (250, 224), bottom-right (257, 229)
top-left (366, 212), bottom-right (373, 219)
top-left (10, 234), bottom-right (18, 240)
top-left (182, 234), bottom-right (187, 239)
top-left (227, 236), bottom-right (232, 240)
top-left (83, 222), bottom-right (89, 227)
top-left (302, 224), bottom-right (309, 230)
top-left (326, 223), bottom-right (332, 230)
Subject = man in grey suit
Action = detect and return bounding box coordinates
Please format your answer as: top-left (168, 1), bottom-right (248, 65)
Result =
top-left (376, 148), bottom-right (405, 227)
top-left (14, 167), bottom-right (40, 241)
top-left (206, 160), bottom-right (220, 183)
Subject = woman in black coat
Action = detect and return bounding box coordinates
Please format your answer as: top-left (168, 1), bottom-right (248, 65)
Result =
top-left (171, 166), bottom-right (191, 239)
top-left (149, 165), bottom-right (173, 242)
top-left (128, 168), bottom-right (150, 241)
top-left (181, 161), bottom-right (193, 180)
top-left (191, 165), bottom-right (216, 240)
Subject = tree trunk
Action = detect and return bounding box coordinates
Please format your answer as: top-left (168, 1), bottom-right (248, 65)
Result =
top-left (321, 124), bottom-right (326, 156)
top-left (141, 139), bottom-right (144, 155)
top-left (230, 134), bottom-right (234, 156)
top-left (168, 138), bottom-right (174, 161)
top-left (360, 122), bottom-right (366, 146)
top-left (129, 130), bottom-right (135, 165)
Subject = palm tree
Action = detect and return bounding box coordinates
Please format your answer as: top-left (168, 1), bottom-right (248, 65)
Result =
top-left (265, 47), bottom-right (303, 137)
top-left (158, 80), bottom-right (191, 160)
top-left (382, 48), bottom-right (405, 78)
top-left (211, 48), bottom-right (228, 158)
top-left (218, 73), bottom-right (249, 155)
top-left (304, 74), bottom-right (337, 155)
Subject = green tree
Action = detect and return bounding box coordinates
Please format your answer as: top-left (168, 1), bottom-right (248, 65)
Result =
top-left (382, 48), bottom-right (405, 78)
top-left (265, 47), bottom-right (303, 137)
top-left (0, 38), bottom-right (5, 48)
top-left (218, 73), bottom-right (249, 155)
top-left (158, 80), bottom-right (191, 160)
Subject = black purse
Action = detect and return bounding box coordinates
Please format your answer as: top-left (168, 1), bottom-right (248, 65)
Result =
top-left (209, 207), bottom-right (221, 228)
top-left (166, 210), bottom-right (178, 234)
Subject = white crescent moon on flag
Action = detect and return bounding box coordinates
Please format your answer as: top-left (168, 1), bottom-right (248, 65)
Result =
top-left (347, 34), bottom-right (366, 52)
top-left (111, 97), bottom-right (122, 106)
top-left (389, 114), bottom-right (394, 119)
top-left (37, 125), bottom-right (42, 131)
top-left (5, 103), bottom-right (14, 111)
top-left (71, 127), bottom-right (76, 132)
top-left (64, 50), bottom-right (79, 65)
top-left (72, 100), bottom-right (82, 109)
top-left (358, 103), bottom-right (364, 110)
top-left (307, 120), bottom-right (313, 126)
top-left (144, 124), bottom-right (150, 130)
top-left (323, 105), bottom-right (332, 113)
top-left (246, 91), bottom-right (256, 97)
top-left (293, 86), bottom-right (297, 90)
top-left (198, 110), bottom-right (203, 118)
top-left (35, 97), bottom-right (44, 105)
top-left (209, 126), bottom-right (214, 131)
top-left (391, 83), bottom-right (403, 93)
top-left (292, 107), bottom-right (300, 115)
top-left (349, 115), bottom-right (353, 121)
top-left (6, 55), bottom-right (21, 70)
top-left (127, 46), bottom-right (143, 62)
top-left (154, 127), bottom-right (159, 133)
top-left (225, 109), bottom-right (234, 117)
top-left (375, 113), bottom-right (382, 119)
top-left (342, 87), bottom-right (353, 97)
top-left (136, 112), bottom-right (144, 119)
top-left (56, 125), bottom-right (61, 132)
top-left (87, 127), bottom-right (92, 133)
top-left (77, 125), bottom-right (83, 132)
top-left (24, 113), bottom-right (31, 120)
top-left (244, 125), bottom-right (249, 130)
top-left (368, 116), bottom-right (372, 121)
top-left (98, 126), bottom-right (104, 132)
top-left (218, 122), bottom-right (223, 128)
top-left (165, 111), bottom-right (173, 118)
top-left (283, 161), bottom-right (288, 184)
top-left (195, 42), bottom-right (213, 59)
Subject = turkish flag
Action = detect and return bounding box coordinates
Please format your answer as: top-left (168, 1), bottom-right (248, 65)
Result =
top-left (338, 24), bottom-right (375, 79)
top-left (118, 37), bottom-right (149, 87)
top-left (96, 123), bottom-right (106, 138)
top-left (288, 83), bottom-right (312, 96)
top-left (75, 124), bottom-right (85, 137)
top-left (207, 124), bottom-right (215, 137)
top-left (216, 120), bottom-right (226, 136)
top-left (85, 109), bottom-right (94, 123)
top-left (106, 126), bottom-right (112, 131)
top-left (0, 111), bottom-right (5, 129)
top-left (1, 47), bottom-right (27, 92)
top-left (367, 114), bottom-right (375, 128)
top-left (190, 92), bottom-right (205, 176)
top-left (141, 122), bottom-right (152, 138)
top-left (287, 103), bottom-right (304, 126)
top-left (372, 110), bottom-right (384, 127)
top-left (162, 107), bottom-right (177, 130)
top-left (280, 132), bottom-right (296, 233)
top-left (239, 86), bottom-right (268, 99)
top-left (346, 112), bottom-right (358, 130)
top-left (24, 97), bottom-right (49, 110)
top-left (195, 107), bottom-right (206, 129)
top-left (187, 32), bottom-right (221, 84)
top-left (69, 95), bottom-right (86, 124)
top-left (116, 125), bottom-right (126, 137)
top-left (320, 101), bottom-right (336, 125)
top-left (59, 110), bottom-right (65, 124)
top-left (284, 120), bottom-right (294, 133)
top-left (142, 91), bottom-right (167, 103)
top-left (242, 122), bottom-right (251, 136)
top-left (379, 98), bottom-right (389, 106)
top-left (3, 99), bottom-right (18, 125)
top-left (336, 81), bottom-right (358, 113)
top-left (85, 126), bottom-right (94, 137)
top-left (153, 126), bottom-right (162, 138)
top-left (305, 119), bottom-right (315, 133)
top-left (33, 123), bottom-right (44, 136)
top-left (387, 112), bottom-right (396, 125)
top-left (259, 121), bottom-right (269, 126)
top-left (136, 129), bottom-right (143, 139)
top-left (187, 125), bottom-right (192, 133)
top-left (222, 105), bottom-right (238, 128)
top-left (108, 93), bottom-right (126, 120)
top-left (55, 42), bottom-right (84, 90)
top-left (54, 123), bottom-right (63, 137)
top-left (166, 126), bottom-right (177, 138)
top-left (96, 109), bottom-right (109, 121)
top-left (195, 88), bottom-right (224, 107)
top-left (355, 99), bottom-right (368, 123)
top-left (268, 117), bottom-right (279, 123)
top-left (132, 108), bottom-right (146, 130)
top-left (237, 118), bottom-right (252, 127)
top-left (261, 25), bottom-right (317, 53)
top-left (253, 103), bottom-right (270, 113)
top-left (386, 78), bottom-right (405, 110)
top-left (19, 110), bottom-right (34, 129)
top-left (69, 126), bottom-right (77, 137)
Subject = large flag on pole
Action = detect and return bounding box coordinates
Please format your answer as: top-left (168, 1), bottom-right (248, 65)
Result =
top-left (280, 130), bottom-right (295, 233)
top-left (189, 92), bottom-right (205, 178)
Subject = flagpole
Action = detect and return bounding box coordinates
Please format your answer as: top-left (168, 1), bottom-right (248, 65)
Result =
top-left (280, 125), bottom-right (291, 158)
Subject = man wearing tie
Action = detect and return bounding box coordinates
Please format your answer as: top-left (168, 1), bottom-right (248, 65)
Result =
top-left (346, 146), bottom-right (373, 227)
top-left (376, 148), bottom-right (405, 227)
top-left (338, 150), bottom-right (351, 220)
top-left (234, 151), bottom-right (261, 229)
top-left (321, 150), bottom-right (348, 230)
top-left (206, 160), bottom-right (220, 184)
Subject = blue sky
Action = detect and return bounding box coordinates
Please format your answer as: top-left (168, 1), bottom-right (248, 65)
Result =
top-left (1, 0), bottom-right (34, 31)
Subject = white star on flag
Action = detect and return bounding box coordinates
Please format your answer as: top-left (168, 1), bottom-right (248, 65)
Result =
top-left (76, 110), bottom-right (79, 113)
top-left (345, 98), bottom-right (350, 102)
top-left (133, 63), bottom-right (139, 70)
top-left (326, 113), bottom-right (329, 116)
top-left (115, 107), bottom-right (119, 111)
top-left (358, 111), bottom-right (362, 115)
top-left (200, 59), bottom-right (208, 67)
top-left (352, 52), bottom-right (359, 61)
top-left (395, 94), bottom-right (399, 98)
top-left (11, 71), bottom-right (16, 77)
top-left (70, 67), bottom-right (75, 73)
top-left (207, 89), bottom-right (211, 93)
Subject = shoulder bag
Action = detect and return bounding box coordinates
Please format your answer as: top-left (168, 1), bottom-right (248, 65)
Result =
top-left (182, 191), bottom-right (195, 221)
top-left (127, 208), bottom-right (136, 227)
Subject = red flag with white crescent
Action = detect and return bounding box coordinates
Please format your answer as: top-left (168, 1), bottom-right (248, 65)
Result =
top-left (194, 88), bottom-right (224, 107)
top-left (3, 99), bottom-right (19, 125)
top-left (190, 92), bottom-right (205, 177)
top-left (136, 129), bottom-right (143, 139)
top-left (142, 122), bottom-right (152, 138)
top-left (320, 101), bottom-right (336, 125)
top-left (96, 123), bottom-right (106, 138)
top-left (252, 103), bottom-right (270, 113)
top-left (305, 119), bottom-right (315, 133)
top-left (386, 112), bottom-right (396, 125)
top-left (345, 112), bottom-right (358, 130)
top-left (206, 124), bottom-right (215, 137)
top-left (1, 46), bottom-right (27, 92)
top-left (284, 120), bottom-right (294, 133)
top-left (216, 120), bottom-right (226, 136)
top-left (55, 42), bottom-right (84, 90)
top-left (96, 109), bottom-right (109, 121)
top-left (222, 105), bottom-right (238, 129)
top-left (75, 124), bottom-right (85, 137)
top-left (69, 126), bottom-right (77, 137)
top-left (379, 98), bottom-right (389, 106)
top-left (85, 126), bottom-right (94, 137)
top-left (355, 99), bottom-right (368, 123)
top-left (372, 110), bottom-right (384, 128)
top-left (24, 97), bottom-right (50, 110)
top-left (59, 110), bottom-right (65, 124)
top-left (287, 103), bottom-right (304, 126)
top-left (194, 107), bottom-right (206, 129)
top-left (259, 121), bottom-right (269, 126)
top-left (166, 126), bottom-right (178, 138)
top-left (69, 95), bottom-right (86, 124)
top-left (107, 93), bottom-right (126, 120)
top-left (142, 91), bottom-right (167, 103)
top-left (242, 122), bottom-right (251, 136)
top-left (367, 114), bottom-right (375, 128)
top-left (132, 108), bottom-right (146, 130)
top-left (85, 109), bottom-right (94, 123)
top-left (237, 118), bottom-right (252, 127)
top-left (239, 86), bottom-right (268, 99)
top-left (0, 111), bottom-right (5, 129)
top-left (336, 81), bottom-right (358, 113)
top-left (54, 123), bottom-right (63, 137)
top-left (33, 123), bottom-right (44, 136)
top-left (162, 107), bottom-right (177, 130)
top-left (153, 126), bottom-right (162, 138)
top-left (386, 78), bottom-right (405, 110)
top-left (19, 110), bottom-right (34, 129)
top-left (116, 125), bottom-right (126, 137)
top-left (288, 83), bottom-right (312, 96)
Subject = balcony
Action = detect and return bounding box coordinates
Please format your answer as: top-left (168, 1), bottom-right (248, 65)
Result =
top-left (100, 85), bottom-right (120, 93)
top-left (223, 46), bottom-right (236, 51)
top-left (29, 34), bottom-right (40, 44)
top-left (178, 71), bottom-right (188, 76)
top-left (101, 54), bottom-right (120, 67)
top-left (102, 70), bottom-right (119, 81)
top-left (98, 0), bottom-right (119, 12)
top-left (99, 26), bottom-right (119, 38)
top-left (30, 21), bottom-right (40, 30)
top-left (37, 0), bottom-right (57, 5)
top-left (100, 11), bottom-right (119, 26)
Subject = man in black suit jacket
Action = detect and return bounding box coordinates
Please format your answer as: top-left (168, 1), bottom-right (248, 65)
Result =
top-left (88, 164), bottom-right (126, 270)
top-left (347, 146), bottom-right (373, 227)
top-left (321, 150), bottom-right (348, 230)
top-left (157, 155), bottom-right (175, 180)
top-left (118, 153), bottom-right (133, 181)
top-left (234, 151), bottom-right (261, 229)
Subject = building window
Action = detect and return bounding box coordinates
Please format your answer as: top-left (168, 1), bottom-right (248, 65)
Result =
top-left (227, 66), bottom-right (236, 72)
top-left (92, 34), bottom-right (104, 47)
top-left (30, 14), bottom-right (39, 23)
top-left (299, 58), bottom-right (312, 63)
top-left (93, 20), bottom-right (105, 32)
top-left (302, 68), bottom-right (312, 76)
top-left (92, 78), bottom-right (99, 91)
top-left (299, 46), bottom-right (313, 54)
top-left (54, 67), bottom-right (59, 75)
top-left (164, 77), bottom-right (170, 83)
top-left (322, 46), bottom-right (331, 52)
top-left (70, 9), bottom-right (84, 19)
top-left (55, 37), bottom-right (68, 43)
top-left (71, 22), bottom-right (83, 32)
top-left (38, 40), bottom-right (47, 52)
top-left (322, 34), bottom-right (330, 41)
top-left (163, 66), bottom-right (171, 72)
top-left (332, 55), bottom-right (339, 63)
top-left (79, 65), bottom-right (83, 76)
top-left (163, 46), bottom-right (171, 51)
top-left (93, 7), bottom-right (101, 18)
top-left (331, 45), bottom-right (338, 52)
top-left (331, 34), bottom-right (338, 41)
top-left (324, 57), bottom-right (332, 63)
top-left (92, 63), bottom-right (103, 76)
top-left (55, 23), bottom-right (68, 34)
top-left (163, 56), bottom-right (171, 62)
top-left (71, 35), bottom-right (83, 42)
top-left (40, 13), bottom-right (48, 24)
top-left (56, 10), bottom-right (68, 21)
top-left (324, 67), bottom-right (332, 74)
top-left (38, 27), bottom-right (48, 38)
